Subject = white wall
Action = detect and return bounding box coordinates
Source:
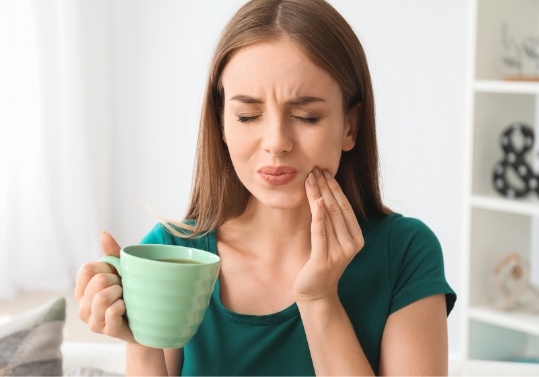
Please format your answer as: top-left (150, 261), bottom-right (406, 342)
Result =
top-left (332, 1), bottom-right (469, 357)
top-left (103, 0), bottom-right (469, 357)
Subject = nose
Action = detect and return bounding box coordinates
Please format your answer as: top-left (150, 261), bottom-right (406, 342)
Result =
top-left (262, 115), bottom-right (293, 157)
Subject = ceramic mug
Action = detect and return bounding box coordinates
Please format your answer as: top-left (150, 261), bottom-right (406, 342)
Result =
top-left (99, 244), bottom-right (220, 348)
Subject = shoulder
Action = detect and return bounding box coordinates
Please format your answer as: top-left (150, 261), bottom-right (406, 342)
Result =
top-left (357, 213), bottom-right (445, 287)
top-left (364, 212), bottom-right (435, 234)
top-left (386, 213), bottom-right (440, 250)
top-left (361, 213), bottom-right (439, 252)
top-left (370, 213), bottom-right (443, 273)
top-left (368, 213), bottom-right (456, 315)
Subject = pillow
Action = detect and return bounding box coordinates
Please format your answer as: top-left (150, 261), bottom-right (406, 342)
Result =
top-left (0, 297), bottom-right (65, 376)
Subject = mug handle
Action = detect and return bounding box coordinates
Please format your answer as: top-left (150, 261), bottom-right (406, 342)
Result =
top-left (98, 256), bottom-right (123, 276)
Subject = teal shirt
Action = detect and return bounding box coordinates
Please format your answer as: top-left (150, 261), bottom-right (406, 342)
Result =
top-left (140, 213), bottom-right (456, 376)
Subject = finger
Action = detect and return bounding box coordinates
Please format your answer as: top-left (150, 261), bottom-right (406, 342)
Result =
top-left (318, 168), bottom-right (363, 251)
top-left (305, 171), bottom-right (321, 201)
top-left (75, 261), bottom-right (118, 302)
top-left (321, 169), bottom-right (358, 227)
top-left (76, 232), bottom-right (122, 302)
top-left (104, 298), bottom-right (134, 342)
top-left (88, 284), bottom-right (123, 334)
top-left (313, 168), bottom-right (349, 242)
top-left (101, 231), bottom-right (121, 257)
top-left (306, 170), bottom-right (334, 235)
top-left (78, 271), bottom-right (121, 322)
top-left (312, 197), bottom-right (329, 261)
top-left (305, 173), bottom-right (328, 261)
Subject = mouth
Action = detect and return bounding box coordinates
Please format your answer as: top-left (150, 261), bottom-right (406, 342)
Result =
top-left (258, 166), bottom-right (298, 185)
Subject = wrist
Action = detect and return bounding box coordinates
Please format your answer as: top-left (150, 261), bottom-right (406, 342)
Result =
top-left (296, 293), bottom-right (343, 320)
top-left (126, 343), bottom-right (168, 375)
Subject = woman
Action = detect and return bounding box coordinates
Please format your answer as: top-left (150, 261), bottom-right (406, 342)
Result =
top-left (76, 0), bottom-right (456, 375)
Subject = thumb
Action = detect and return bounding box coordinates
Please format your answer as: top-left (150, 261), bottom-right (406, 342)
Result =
top-left (100, 231), bottom-right (121, 257)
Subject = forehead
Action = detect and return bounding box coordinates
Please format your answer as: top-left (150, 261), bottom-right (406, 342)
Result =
top-left (221, 38), bottom-right (341, 100)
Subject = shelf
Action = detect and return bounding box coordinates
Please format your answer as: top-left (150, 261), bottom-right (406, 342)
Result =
top-left (469, 306), bottom-right (539, 336)
top-left (475, 80), bottom-right (539, 94)
top-left (471, 195), bottom-right (539, 216)
top-left (465, 0), bottom-right (539, 362)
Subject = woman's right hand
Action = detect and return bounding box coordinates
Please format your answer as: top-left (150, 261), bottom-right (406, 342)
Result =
top-left (75, 231), bottom-right (135, 343)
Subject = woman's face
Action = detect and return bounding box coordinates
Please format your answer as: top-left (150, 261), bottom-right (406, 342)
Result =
top-left (221, 37), bottom-right (358, 210)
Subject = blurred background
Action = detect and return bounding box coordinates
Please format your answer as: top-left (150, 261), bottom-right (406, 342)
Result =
top-left (0, 0), bottom-right (468, 357)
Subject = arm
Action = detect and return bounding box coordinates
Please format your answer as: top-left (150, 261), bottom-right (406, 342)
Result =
top-left (298, 169), bottom-right (449, 375)
top-left (297, 296), bottom-right (374, 375)
top-left (165, 348), bottom-right (183, 376)
top-left (125, 345), bottom-right (182, 376)
top-left (125, 344), bottom-right (168, 376)
top-left (295, 168), bottom-right (373, 375)
top-left (379, 294), bottom-right (448, 376)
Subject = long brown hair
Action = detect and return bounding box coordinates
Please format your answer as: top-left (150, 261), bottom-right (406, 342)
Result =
top-left (169, 0), bottom-right (390, 238)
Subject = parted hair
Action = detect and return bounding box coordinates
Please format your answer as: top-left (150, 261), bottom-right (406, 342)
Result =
top-left (168, 0), bottom-right (390, 238)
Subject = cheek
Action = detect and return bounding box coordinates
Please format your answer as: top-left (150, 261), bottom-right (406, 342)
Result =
top-left (222, 120), bottom-right (238, 150)
top-left (222, 127), bottom-right (253, 166)
top-left (222, 109), bottom-right (238, 144)
top-left (325, 151), bottom-right (344, 176)
top-left (309, 132), bottom-right (345, 170)
top-left (302, 148), bottom-right (341, 179)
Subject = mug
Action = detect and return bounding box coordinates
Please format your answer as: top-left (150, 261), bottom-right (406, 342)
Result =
top-left (99, 244), bottom-right (220, 348)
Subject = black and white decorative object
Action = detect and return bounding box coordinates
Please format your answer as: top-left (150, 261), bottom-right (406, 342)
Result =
top-left (493, 122), bottom-right (539, 198)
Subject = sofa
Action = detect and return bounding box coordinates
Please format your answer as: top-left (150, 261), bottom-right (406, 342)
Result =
top-left (61, 341), bottom-right (539, 376)
top-left (3, 296), bottom-right (539, 376)
top-left (62, 342), bottom-right (124, 376)
top-left (0, 296), bottom-right (125, 376)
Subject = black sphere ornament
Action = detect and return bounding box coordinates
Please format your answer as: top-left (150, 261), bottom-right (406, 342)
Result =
top-left (492, 123), bottom-right (539, 198)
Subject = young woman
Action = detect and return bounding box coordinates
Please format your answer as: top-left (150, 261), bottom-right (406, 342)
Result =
top-left (76, 0), bottom-right (456, 375)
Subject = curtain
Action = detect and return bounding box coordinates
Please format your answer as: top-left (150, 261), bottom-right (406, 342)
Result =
top-left (0, 0), bottom-right (216, 300)
top-left (0, 0), bottom-right (112, 299)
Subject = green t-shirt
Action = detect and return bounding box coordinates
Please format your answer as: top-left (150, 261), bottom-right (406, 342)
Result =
top-left (140, 213), bottom-right (456, 376)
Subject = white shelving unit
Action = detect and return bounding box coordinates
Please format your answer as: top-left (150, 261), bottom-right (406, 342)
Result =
top-left (462, 0), bottom-right (539, 362)
top-left (475, 80), bottom-right (539, 94)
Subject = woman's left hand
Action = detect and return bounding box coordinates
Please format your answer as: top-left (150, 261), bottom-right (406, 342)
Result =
top-left (293, 167), bottom-right (364, 302)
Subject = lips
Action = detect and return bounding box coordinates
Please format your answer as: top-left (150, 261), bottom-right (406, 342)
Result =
top-left (258, 166), bottom-right (297, 185)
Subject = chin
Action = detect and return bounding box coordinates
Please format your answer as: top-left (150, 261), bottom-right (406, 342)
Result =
top-left (254, 191), bottom-right (307, 211)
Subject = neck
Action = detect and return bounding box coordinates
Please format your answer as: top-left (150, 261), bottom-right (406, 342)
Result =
top-left (221, 197), bottom-right (312, 256)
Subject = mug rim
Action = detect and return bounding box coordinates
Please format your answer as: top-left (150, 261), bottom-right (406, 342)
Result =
top-left (121, 244), bottom-right (220, 266)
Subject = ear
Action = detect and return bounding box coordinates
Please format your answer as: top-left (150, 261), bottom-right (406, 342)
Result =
top-left (342, 103), bottom-right (361, 152)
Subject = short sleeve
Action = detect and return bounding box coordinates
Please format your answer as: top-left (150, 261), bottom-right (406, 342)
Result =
top-left (387, 216), bottom-right (456, 316)
top-left (139, 222), bottom-right (217, 253)
top-left (139, 223), bottom-right (175, 244)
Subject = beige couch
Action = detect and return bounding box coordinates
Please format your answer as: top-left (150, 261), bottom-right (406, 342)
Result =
top-left (3, 294), bottom-right (539, 376)
top-left (62, 342), bottom-right (125, 376)
top-left (61, 341), bottom-right (539, 376)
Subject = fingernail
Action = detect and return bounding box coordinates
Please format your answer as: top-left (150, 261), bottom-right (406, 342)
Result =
top-left (308, 172), bottom-right (315, 186)
top-left (322, 169), bottom-right (332, 180)
top-left (313, 167), bottom-right (321, 178)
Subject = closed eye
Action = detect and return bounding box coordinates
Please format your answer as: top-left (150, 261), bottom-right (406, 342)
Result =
top-left (293, 116), bottom-right (320, 124)
top-left (237, 115), bottom-right (261, 124)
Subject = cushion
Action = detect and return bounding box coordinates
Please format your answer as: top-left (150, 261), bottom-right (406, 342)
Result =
top-left (0, 297), bottom-right (65, 376)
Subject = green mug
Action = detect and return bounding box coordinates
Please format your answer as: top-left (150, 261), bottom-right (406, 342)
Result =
top-left (99, 244), bottom-right (220, 349)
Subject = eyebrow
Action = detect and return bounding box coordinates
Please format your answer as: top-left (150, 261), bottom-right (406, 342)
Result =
top-left (229, 95), bottom-right (326, 106)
